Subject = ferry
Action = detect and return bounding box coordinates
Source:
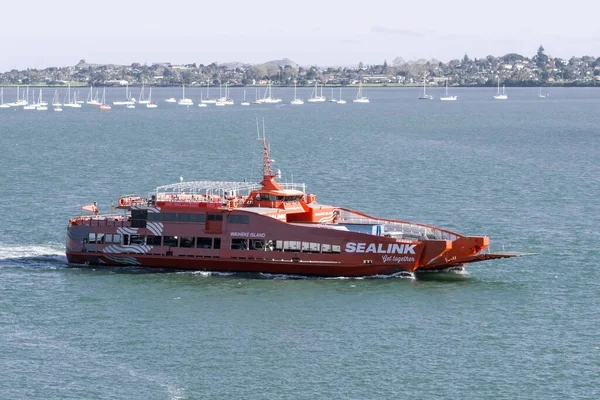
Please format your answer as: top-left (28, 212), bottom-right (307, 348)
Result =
top-left (66, 131), bottom-right (523, 277)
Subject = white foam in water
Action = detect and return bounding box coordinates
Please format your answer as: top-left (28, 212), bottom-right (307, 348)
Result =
top-left (0, 243), bottom-right (65, 260)
top-left (372, 271), bottom-right (416, 279)
top-left (325, 271), bottom-right (414, 280)
top-left (0, 243), bottom-right (67, 269)
top-left (418, 266), bottom-right (469, 275)
top-left (176, 270), bottom-right (234, 277)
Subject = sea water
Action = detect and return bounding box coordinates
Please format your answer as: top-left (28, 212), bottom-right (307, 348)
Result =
top-left (1, 86), bottom-right (599, 399)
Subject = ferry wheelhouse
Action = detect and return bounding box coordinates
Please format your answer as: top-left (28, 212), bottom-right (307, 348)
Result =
top-left (66, 134), bottom-right (521, 276)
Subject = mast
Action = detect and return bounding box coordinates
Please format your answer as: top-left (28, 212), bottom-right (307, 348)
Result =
top-left (257, 119), bottom-right (282, 191)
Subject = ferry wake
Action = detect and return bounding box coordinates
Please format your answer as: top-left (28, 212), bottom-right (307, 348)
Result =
top-left (66, 129), bottom-right (525, 277)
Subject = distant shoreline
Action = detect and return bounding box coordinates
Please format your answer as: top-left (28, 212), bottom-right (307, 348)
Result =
top-left (1, 83), bottom-right (599, 88)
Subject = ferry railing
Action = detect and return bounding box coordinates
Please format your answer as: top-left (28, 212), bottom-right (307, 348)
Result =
top-left (338, 209), bottom-right (459, 241)
top-left (72, 215), bottom-right (130, 227)
top-left (153, 181), bottom-right (306, 197)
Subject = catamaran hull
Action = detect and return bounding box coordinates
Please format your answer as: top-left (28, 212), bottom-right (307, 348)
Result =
top-left (66, 252), bottom-right (420, 277)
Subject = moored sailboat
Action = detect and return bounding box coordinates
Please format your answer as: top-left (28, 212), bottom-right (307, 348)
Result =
top-left (0, 87), bottom-right (10, 108)
top-left (113, 83), bottom-right (135, 105)
top-left (178, 84), bottom-right (193, 106)
top-left (99, 87), bottom-right (111, 111)
top-left (440, 79), bottom-right (457, 101)
top-left (537, 87), bottom-right (546, 98)
top-left (353, 82), bottom-right (369, 103)
top-left (493, 77), bottom-right (508, 100)
top-left (307, 82), bottom-right (326, 102)
top-left (201, 82), bottom-right (217, 104)
top-left (336, 87), bottom-right (346, 104)
top-left (290, 82), bottom-right (304, 105)
top-left (86, 85), bottom-right (100, 105)
top-left (241, 89), bottom-right (250, 106)
top-left (418, 76), bottom-right (434, 100)
top-left (146, 88), bottom-right (158, 108)
top-left (36, 89), bottom-right (48, 110)
top-left (138, 85), bottom-right (150, 104)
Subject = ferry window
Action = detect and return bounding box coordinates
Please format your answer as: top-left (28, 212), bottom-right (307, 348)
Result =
top-left (228, 215), bottom-right (249, 224)
top-left (180, 237), bottom-right (194, 248)
top-left (178, 213), bottom-right (190, 222)
top-left (283, 241), bottom-right (301, 252)
top-left (267, 194), bottom-right (277, 201)
top-left (131, 210), bottom-right (148, 220)
top-left (132, 219), bottom-right (146, 228)
top-left (302, 242), bottom-right (320, 253)
top-left (322, 244), bottom-right (332, 253)
top-left (112, 234), bottom-right (122, 244)
top-left (213, 238), bottom-right (221, 249)
top-left (231, 238), bottom-right (247, 250)
top-left (147, 213), bottom-right (160, 221)
top-left (332, 245), bottom-right (341, 254)
top-left (130, 235), bottom-right (145, 245)
top-left (250, 239), bottom-right (265, 250)
top-left (196, 237), bottom-right (212, 249)
top-left (147, 235), bottom-right (162, 246)
top-left (96, 233), bottom-right (105, 244)
top-left (189, 214), bottom-right (206, 223)
top-left (104, 234), bottom-right (113, 243)
top-left (161, 213), bottom-right (176, 222)
top-left (123, 235), bottom-right (130, 246)
top-left (275, 240), bottom-right (284, 251)
top-left (208, 214), bottom-right (223, 221)
top-left (87, 233), bottom-right (96, 243)
top-left (163, 236), bottom-right (178, 247)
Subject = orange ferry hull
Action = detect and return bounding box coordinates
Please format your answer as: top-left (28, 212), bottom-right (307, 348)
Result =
top-left (66, 252), bottom-right (419, 277)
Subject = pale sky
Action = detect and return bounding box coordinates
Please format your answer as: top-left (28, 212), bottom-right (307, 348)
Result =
top-left (1, 0), bottom-right (599, 71)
